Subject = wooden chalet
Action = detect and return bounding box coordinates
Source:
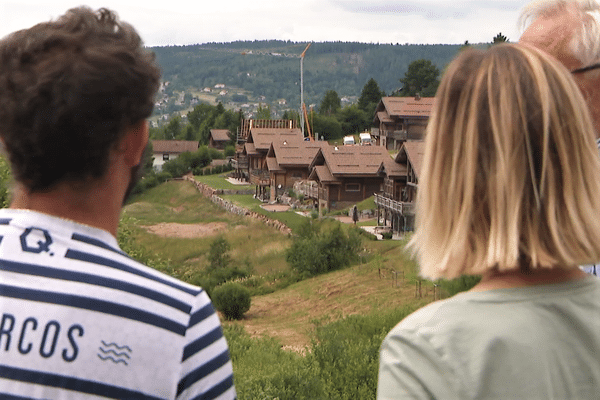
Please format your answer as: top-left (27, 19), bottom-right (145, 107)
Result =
top-left (208, 129), bottom-right (231, 150)
top-left (375, 141), bottom-right (425, 232)
top-left (265, 140), bottom-right (326, 201)
top-left (304, 145), bottom-right (393, 211)
top-left (237, 126), bottom-right (304, 200)
top-left (372, 95), bottom-right (434, 150)
top-left (151, 140), bottom-right (199, 171)
top-left (232, 119), bottom-right (298, 180)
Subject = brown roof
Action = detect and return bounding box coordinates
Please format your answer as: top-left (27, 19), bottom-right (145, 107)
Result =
top-left (376, 111), bottom-right (393, 123)
top-left (248, 128), bottom-right (304, 151)
top-left (374, 96), bottom-right (435, 125)
top-left (380, 154), bottom-right (407, 178)
top-left (152, 140), bottom-right (198, 154)
top-left (267, 140), bottom-right (326, 168)
top-left (210, 129), bottom-right (230, 142)
top-left (395, 141), bottom-right (425, 178)
top-left (316, 145), bottom-right (393, 176)
top-left (310, 165), bottom-right (340, 183)
top-left (381, 96), bottom-right (435, 118)
top-left (266, 157), bottom-right (284, 172)
top-left (244, 142), bottom-right (258, 155)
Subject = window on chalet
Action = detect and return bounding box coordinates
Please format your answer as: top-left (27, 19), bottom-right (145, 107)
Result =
top-left (291, 172), bottom-right (303, 178)
top-left (345, 183), bottom-right (360, 192)
top-left (163, 154), bottom-right (169, 161)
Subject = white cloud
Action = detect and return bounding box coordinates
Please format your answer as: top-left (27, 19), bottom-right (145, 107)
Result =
top-left (0, 0), bottom-right (530, 46)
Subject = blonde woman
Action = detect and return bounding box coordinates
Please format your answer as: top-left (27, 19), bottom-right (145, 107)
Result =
top-left (378, 43), bottom-right (600, 399)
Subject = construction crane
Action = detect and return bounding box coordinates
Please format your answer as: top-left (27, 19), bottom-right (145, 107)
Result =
top-left (302, 103), bottom-right (314, 141)
top-left (300, 42), bottom-right (312, 139)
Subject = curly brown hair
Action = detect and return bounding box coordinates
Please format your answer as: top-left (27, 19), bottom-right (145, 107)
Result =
top-left (0, 7), bottom-right (161, 191)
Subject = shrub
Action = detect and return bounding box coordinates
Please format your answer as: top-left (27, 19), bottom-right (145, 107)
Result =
top-left (212, 283), bottom-right (251, 320)
top-left (286, 220), bottom-right (361, 278)
top-left (224, 145), bottom-right (236, 158)
top-left (381, 231), bottom-right (393, 240)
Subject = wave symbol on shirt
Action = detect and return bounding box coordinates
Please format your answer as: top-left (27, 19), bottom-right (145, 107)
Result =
top-left (98, 340), bottom-right (132, 366)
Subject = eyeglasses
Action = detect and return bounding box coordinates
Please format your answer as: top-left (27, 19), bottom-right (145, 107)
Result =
top-left (572, 63), bottom-right (600, 74)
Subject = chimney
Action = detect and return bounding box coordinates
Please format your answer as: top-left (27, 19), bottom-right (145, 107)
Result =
top-left (415, 93), bottom-right (421, 100)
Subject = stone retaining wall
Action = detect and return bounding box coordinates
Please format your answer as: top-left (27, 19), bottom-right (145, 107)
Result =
top-left (184, 176), bottom-right (292, 234)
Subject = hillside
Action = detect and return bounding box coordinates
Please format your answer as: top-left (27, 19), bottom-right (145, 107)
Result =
top-left (150, 41), bottom-right (462, 117)
top-left (121, 178), bottom-right (457, 399)
top-left (122, 179), bottom-right (437, 348)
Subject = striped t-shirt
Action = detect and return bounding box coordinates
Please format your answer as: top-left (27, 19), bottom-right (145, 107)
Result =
top-left (0, 209), bottom-right (236, 399)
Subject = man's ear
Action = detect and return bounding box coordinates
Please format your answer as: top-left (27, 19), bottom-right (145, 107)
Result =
top-left (122, 120), bottom-right (149, 167)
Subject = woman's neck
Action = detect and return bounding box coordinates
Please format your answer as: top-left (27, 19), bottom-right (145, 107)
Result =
top-left (470, 267), bottom-right (588, 292)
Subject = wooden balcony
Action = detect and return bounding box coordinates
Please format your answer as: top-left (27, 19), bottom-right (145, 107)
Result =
top-left (295, 180), bottom-right (321, 200)
top-left (250, 169), bottom-right (270, 186)
top-left (232, 156), bottom-right (248, 170)
top-left (374, 193), bottom-right (415, 215)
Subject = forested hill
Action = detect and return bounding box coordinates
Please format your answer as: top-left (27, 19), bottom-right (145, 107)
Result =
top-left (151, 40), bottom-right (462, 109)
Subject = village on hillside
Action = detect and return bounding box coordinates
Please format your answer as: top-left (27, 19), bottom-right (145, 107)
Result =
top-left (151, 94), bottom-right (432, 235)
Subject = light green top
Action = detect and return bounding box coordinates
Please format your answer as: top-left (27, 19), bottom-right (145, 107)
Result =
top-left (378, 276), bottom-right (600, 400)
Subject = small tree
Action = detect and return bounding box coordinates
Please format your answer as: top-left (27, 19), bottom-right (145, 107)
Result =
top-left (212, 283), bottom-right (251, 320)
top-left (319, 90), bottom-right (342, 116)
top-left (358, 78), bottom-right (385, 113)
top-left (399, 59), bottom-right (440, 97)
top-left (492, 32), bottom-right (509, 45)
top-left (286, 220), bottom-right (361, 278)
top-left (207, 236), bottom-right (232, 272)
top-left (256, 104), bottom-right (272, 120)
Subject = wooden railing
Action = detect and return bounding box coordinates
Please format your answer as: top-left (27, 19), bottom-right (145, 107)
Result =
top-left (232, 156), bottom-right (248, 170)
top-left (250, 169), bottom-right (270, 186)
top-left (294, 180), bottom-right (323, 200)
top-left (374, 193), bottom-right (415, 215)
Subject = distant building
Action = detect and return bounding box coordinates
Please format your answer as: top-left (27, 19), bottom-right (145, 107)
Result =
top-left (209, 129), bottom-right (231, 150)
top-left (151, 140), bottom-right (199, 171)
top-left (375, 140), bottom-right (425, 233)
top-left (372, 95), bottom-right (434, 150)
top-left (306, 145), bottom-right (392, 212)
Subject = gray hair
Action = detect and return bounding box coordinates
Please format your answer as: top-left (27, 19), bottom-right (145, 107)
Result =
top-left (520, 0), bottom-right (600, 65)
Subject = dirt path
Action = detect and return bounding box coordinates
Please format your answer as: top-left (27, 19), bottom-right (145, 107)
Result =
top-left (141, 222), bottom-right (228, 238)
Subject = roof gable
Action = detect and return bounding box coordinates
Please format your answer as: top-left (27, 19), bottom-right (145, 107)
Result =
top-left (248, 128), bottom-right (304, 151)
top-left (374, 96), bottom-right (435, 124)
top-left (269, 140), bottom-right (326, 168)
top-left (318, 145), bottom-right (393, 176)
top-left (210, 129), bottom-right (231, 142)
top-left (395, 141), bottom-right (425, 178)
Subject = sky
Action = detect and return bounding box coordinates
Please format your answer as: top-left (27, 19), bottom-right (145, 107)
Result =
top-left (0, 1), bottom-right (532, 47)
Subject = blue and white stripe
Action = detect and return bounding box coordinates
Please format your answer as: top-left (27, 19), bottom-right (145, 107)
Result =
top-left (0, 209), bottom-right (236, 399)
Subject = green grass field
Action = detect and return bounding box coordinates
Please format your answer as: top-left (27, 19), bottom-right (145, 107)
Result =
top-left (120, 178), bottom-right (477, 400)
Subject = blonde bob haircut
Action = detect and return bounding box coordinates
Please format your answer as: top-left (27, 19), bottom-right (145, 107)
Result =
top-left (410, 43), bottom-right (600, 280)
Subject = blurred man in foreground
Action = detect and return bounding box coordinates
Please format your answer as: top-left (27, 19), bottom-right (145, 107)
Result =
top-left (0, 7), bottom-right (236, 399)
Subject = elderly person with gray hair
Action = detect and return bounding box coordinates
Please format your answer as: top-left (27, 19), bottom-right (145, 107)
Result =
top-left (521, 0), bottom-right (600, 276)
top-left (521, 0), bottom-right (600, 135)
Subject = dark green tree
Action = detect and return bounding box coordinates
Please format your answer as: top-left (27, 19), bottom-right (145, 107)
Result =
top-left (337, 104), bottom-right (369, 136)
top-left (319, 90), bottom-right (342, 116)
top-left (399, 59), bottom-right (440, 97)
top-left (492, 32), bottom-right (509, 45)
top-left (256, 104), bottom-right (271, 119)
top-left (188, 103), bottom-right (215, 132)
top-left (312, 113), bottom-right (343, 140)
top-left (358, 78), bottom-right (384, 112)
top-left (164, 116), bottom-right (182, 139)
